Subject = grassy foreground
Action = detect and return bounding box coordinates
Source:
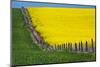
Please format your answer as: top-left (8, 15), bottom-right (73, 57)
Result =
top-left (12, 8), bottom-right (96, 66)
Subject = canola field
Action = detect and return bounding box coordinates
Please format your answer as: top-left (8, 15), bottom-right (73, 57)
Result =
top-left (27, 7), bottom-right (95, 46)
top-left (12, 8), bottom-right (96, 65)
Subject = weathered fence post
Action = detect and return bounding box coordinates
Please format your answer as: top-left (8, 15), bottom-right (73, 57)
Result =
top-left (54, 44), bottom-right (57, 50)
top-left (85, 41), bottom-right (88, 52)
top-left (59, 45), bottom-right (62, 50)
top-left (80, 41), bottom-right (83, 52)
top-left (79, 42), bottom-right (81, 51)
top-left (91, 39), bottom-right (94, 52)
top-left (75, 43), bottom-right (77, 52)
top-left (64, 43), bottom-right (66, 50)
top-left (57, 45), bottom-right (60, 50)
top-left (65, 43), bottom-right (68, 51)
top-left (68, 43), bottom-right (70, 51)
top-left (70, 43), bottom-right (72, 51)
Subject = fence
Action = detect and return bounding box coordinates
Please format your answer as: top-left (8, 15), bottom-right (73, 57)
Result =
top-left (21, 7), bottom-right (47, 50)
top-left (45, 39), bottom-right (96, 53)
top-left (21, 7), bottom-right (96, 53)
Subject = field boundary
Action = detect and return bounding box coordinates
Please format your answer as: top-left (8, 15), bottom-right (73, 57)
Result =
top-left (21, 7), bottom-right (48, 50)
top-left (21, 7), bottom-right (96, 53)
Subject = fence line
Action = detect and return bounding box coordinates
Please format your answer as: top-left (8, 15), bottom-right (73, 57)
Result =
top-left (21, 7), bottom-right (96, 53)
top-left (21, 7), bottom-right (48, 50)
top-left (46, 39), bottom-right (96, 53)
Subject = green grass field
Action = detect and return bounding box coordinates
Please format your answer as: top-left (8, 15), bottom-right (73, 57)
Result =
top-left (12, 8), bottom-right (96, 66)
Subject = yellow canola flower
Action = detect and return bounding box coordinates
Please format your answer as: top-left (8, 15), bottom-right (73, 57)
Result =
top-left (27, 7), bottom-right (95, 46)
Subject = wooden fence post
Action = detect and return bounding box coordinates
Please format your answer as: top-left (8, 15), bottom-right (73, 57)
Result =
top-left (68, 43), bottom-right (70, 51)
top-left (54, 44), bottom-right (57, 50)
top-left (70, 43), bottom-right (72, 51)
top-left (75, 43), bottom-right (77, 52)
top-left (79, 42), bottom-right (81, 51)
top-left (80, 41), bottom-right (83, 52)
top-left (61, 44), bottom-right (63, 50)
top-left (65, 43), bottom-right (68, 51)
top-left (64, 44), bottom-right (66, 50)
top-left (59, 45), bottom-right (61, 50)
top-left (91, 39), bottom-right (94, 52)
top-left (85, 41), bottom-right (88, 52)
top-left (57, 45), bottom-right (60, 50)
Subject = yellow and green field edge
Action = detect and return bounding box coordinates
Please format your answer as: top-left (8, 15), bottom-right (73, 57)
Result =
top-left (12, 8), bottom-right (96, 66)
top-left (21, 7), bottom-right (48, 50)
top-left (21, 7), bottom-right (96, 53)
